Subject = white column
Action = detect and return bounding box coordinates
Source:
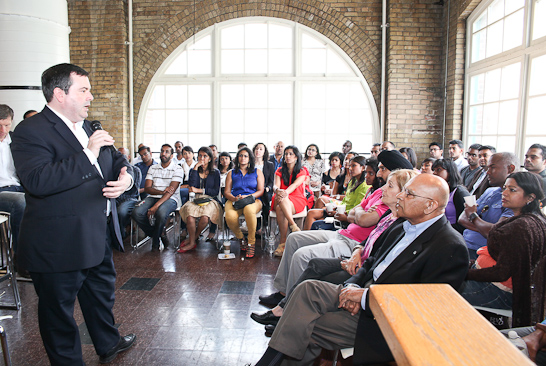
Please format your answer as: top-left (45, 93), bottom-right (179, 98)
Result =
top-left (0, 0), bottom-right (70, 126)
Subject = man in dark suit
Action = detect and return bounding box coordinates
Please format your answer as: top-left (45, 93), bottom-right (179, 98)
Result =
top-left (251, 174), bottom-right (469, 366)
top-left (11, 63), bottom-right (137, 365)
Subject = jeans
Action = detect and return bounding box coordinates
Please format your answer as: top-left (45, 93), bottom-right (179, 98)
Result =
top-left (460, 280), bottom-right (513, 310)
top-left (131, 197), bottom-right (177, 248)
top-left (311, 220), bottom-right (336, 231)
top-left (0, 190), bottom-right (26, 253)
top-left (117, 199), bottom-right (137, 239)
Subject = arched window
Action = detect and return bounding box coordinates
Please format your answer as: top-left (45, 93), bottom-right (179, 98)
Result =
top-left (138, 17), bottom-right (379, 153)
top-left (465, 0), bottom-right (546, 156)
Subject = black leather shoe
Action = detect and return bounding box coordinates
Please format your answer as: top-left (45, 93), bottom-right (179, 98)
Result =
top-left (258, 291), bottom-right (285, 306)
top-left (99, 333), bottom-right (136, 364)
top-left (250, 310), bottom-right (280, 326)
top-left (265, 324), bottom-right (276, 337)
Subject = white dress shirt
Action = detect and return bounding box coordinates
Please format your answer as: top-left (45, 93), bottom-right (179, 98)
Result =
top-left (357, 214), bottom-right (444, 309)
top-left (0, 133), bottom-right (21, 187)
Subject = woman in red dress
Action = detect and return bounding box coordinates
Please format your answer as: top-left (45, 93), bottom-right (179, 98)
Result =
top-left (271, 145), bottom-right (309, 256)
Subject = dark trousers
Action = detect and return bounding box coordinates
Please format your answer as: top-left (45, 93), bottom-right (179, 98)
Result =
top-left (30, 222), bottom-right (120, 366)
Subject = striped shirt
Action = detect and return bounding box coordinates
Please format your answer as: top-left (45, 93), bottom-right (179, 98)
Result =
top-left (146, 160), bottom-right (184, 207)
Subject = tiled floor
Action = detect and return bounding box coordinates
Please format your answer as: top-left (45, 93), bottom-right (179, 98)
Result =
top-left (0, 231), bottom-right (282, 366)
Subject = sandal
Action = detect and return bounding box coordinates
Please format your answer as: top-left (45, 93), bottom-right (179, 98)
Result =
top-left (290, 224), bottom-right (301, 232)
top-left (246, 244), bottom-right (255, 258)
top-left (274, 243), bottom-right (285, 257)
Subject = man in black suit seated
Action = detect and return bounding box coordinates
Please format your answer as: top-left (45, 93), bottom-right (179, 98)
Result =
top-left (11, 63), bottom-right (137, 365)
top-left (251, 173), bottom-right (469, 366)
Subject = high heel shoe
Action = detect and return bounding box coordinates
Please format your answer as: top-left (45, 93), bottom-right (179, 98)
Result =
top-left (274, 243), bottom-right (285, 257)
top-left (246, 244), bottom-right (255, 258)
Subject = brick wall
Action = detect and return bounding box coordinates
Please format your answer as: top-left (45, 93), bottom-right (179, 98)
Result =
top-left (386, 0), bottom-right (445, 159)
top-left (68, 0), bottom-right (129, 148)
top-left (67, 0), bottom-right (483, 161)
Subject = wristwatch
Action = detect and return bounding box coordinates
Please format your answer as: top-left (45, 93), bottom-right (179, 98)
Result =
top-left (468, 212), bottom-right (479, 222)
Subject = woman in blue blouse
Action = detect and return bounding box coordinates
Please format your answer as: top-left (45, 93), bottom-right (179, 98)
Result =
top-left (178, 146), bottom-right (222, 253)
top-left (224, 147), bottom-right (265, 258)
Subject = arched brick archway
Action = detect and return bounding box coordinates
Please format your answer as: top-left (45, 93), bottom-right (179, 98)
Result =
top-left (132, 0), bottom-right (381, 123)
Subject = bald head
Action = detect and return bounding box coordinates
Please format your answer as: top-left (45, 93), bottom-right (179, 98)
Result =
top-left (395, 173), bottom-right (449, 224)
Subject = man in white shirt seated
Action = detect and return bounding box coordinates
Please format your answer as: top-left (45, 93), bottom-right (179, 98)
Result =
top-left (249, 174), bottom-right (469, 366)
top-left (132, 144), bottom-right (183, 251)
top-left (449, 139), bottom-right (469, 172)
top-left (0, 104), bottom-right (26, 257)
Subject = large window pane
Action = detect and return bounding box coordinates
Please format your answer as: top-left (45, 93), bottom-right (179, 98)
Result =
top-left (533, 0), bottom-right (546, 40)
top-left (140, 19), bottom-right (377, 153)
top-left (466, 0), bottom-right (544, 162)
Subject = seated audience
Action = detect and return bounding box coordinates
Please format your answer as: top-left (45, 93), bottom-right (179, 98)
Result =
top-left (224, 147), bottom-right (265, 259)
top-left (381, 140), bottom-right (396, 151)
top-left (251, 169), bottom-right (417, 327)
top-left (459, 152), bottom-right (518, 259)
top-left (420, 157), bottom-right (436, 174)
top-left (23, 110), bottom-right (38, 119)
top-left (460, 172), bottom-right (546, 328)
top-left (303, 156), bottom-right (370, 231)
top-left (218, 151), bottom-right (234, 202)
top-left (460, 143), bottom-right (482, 187)
top-left (331, 151), bottom-right (356, 197)
top-left (251, 174), bottom-right (469, 366)
top-left (467, 145), bottom-right (496, 198)
top-left (116, 152), bottom-right (142, 239)
top-left (432, 159), bottom-right (470, 233)
top-left (370, 143), bottom-right (381, 158)
top-left (399, 147), bottom-right (417, 168)
top-left (253, 142), bottom-right (275, 226)
top-left (173, 141), bottom-right (184, 165)
top-left (269, 141), bottom-right (284, 171)
top-left (321, 151), bottom-right (343, 194)
top-left (524, 143), bottom-right (546, 205)
top-left (178, 146), bottom-right (222, 252)
top-left (429, 141), bottom-right (444, 159)
top-left (179, 146), bottom-right (196, 206)
top-left (302, 143), bottom-right (325, 197)
top-left (449, 139), bottom-right (469, 171)
top-left (0, 104), bottom-right (27, 277)
top-left (134, 145), bottom-right (157, 200)
top-left (270, 146), bottom-right (309, 256)
top-left (342, 140), bottom-right (352, 155)
top-left (259, 150), bottom-right (413, 306)
top-left (132, 144), bottom-right (183, 251)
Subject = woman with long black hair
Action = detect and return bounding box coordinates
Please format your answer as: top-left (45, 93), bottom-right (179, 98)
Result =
top-left (271, 146), bottom-right (309, 256)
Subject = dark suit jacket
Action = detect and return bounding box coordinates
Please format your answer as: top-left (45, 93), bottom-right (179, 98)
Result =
top-left (11, 106), bottom-right (134, 273)
top-left (262, 160), bottom-right (275, 207)
top-left (345, 215), bottom-right (469, 365)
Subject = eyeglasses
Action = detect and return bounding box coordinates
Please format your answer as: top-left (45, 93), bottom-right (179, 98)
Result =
top-left (400, 188), bottom-right (434, 201)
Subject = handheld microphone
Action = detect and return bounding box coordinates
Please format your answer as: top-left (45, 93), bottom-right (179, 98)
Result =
top-left (90, 120), bottom-right (116, 153)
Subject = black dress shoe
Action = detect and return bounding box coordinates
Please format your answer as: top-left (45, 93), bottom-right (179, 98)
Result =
top-left (265, 324), bottom-right (276, 337)
top-left (258, 291), bottom-right (285, 306)
top-left (250, 310), bottom-right (280, 326)
top-left (99, 333), bottom-right (136, 364)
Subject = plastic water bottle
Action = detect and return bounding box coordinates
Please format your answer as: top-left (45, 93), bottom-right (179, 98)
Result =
top-left (267, 232), bottom-right (276, 254)
top-left (189, 192), bottom-right (195, 202)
